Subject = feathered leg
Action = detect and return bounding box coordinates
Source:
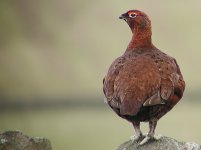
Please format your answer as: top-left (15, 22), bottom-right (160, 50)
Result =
top-left (139, 120), bottom-right (161, 145)
top-left (130, 121), bottom-right (143, 141)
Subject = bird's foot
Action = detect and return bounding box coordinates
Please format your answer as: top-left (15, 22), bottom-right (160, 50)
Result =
top-left (130, 134), bottom-right (143, 142)
top-left (139, 134), bottom-right (162, 145)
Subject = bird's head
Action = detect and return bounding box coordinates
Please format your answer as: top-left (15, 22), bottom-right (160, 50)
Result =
top-left (119, 10), bottom-right (151, 32)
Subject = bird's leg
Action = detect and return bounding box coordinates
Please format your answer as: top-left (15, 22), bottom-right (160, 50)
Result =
top-left (139, 120), bottom-right (161, 145)
top-left (130, 121), bottom-right (143, 141)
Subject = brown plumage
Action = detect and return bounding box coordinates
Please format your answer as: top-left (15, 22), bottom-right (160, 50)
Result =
top-left (103, 10), bottom-right (185, 145)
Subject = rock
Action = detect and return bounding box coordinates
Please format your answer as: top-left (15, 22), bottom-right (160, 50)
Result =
top-left (117, 136), bottom-right (201, 150)
top-left (0, 131), bottom-right (52, 150)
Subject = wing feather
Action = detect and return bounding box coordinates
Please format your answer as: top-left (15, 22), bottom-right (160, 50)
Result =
top-left (115, 56), bottom-right (161, 115)
top-left (103, 50), bottom-right (183, 117)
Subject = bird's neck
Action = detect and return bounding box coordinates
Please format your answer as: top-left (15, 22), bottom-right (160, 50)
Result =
top-left (126, 27), bottom-right (154, 52)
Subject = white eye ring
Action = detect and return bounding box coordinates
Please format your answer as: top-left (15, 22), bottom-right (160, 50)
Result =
top-left (129, 13), bottom-right (136, 18)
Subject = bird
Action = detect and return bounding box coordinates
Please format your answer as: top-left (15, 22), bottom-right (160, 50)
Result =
top-left (103, 10), bottom-right (185, 145)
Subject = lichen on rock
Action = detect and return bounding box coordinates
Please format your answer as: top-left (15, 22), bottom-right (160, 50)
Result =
top-left (0, 131), bottom-right (52, 150)
top-left (117, 136), bottom-right (201, 150)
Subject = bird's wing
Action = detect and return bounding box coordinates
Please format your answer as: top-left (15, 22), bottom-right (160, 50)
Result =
top-left (143, 55), bottom-right (183, 106)
top-left (103, 53), bottom-right (184, 116)
top-left (173, 59), bottom-right (185, 97)
top-left (114, 56), bottom-right (161, 116)
top-left (163, 58), bottom-right (185, 107)
top-left (143, 78), bottom-right (174, 107)
top-left (143, 91), bottom-right (164, 106)
top-left (103, 56), bottom-right (126, 101)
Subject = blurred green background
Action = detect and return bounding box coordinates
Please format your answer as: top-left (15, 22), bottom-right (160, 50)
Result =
top-left (0, 0), bottom-right (201, 149)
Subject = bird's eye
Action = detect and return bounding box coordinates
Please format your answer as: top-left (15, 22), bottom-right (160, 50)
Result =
top-left (129, 13), bottom-right (136, 18)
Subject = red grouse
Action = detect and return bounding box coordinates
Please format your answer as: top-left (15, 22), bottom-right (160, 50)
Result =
top-left (103, 10), bottom-right (185, 145)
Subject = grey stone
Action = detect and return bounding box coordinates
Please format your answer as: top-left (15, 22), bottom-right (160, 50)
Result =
top-left (0, 131), bottom-right (52, 150)
top-left (117, 136), bottom-right (201, 150)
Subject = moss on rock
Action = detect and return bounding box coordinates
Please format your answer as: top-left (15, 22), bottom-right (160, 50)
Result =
top-left (117, 136), bottom-right (200, 150)
top-left (0, 131), bottom-right (52, 150)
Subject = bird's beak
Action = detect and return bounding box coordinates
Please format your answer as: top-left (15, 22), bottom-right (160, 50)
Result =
top-left (119, 13), bottom-right (127, 20)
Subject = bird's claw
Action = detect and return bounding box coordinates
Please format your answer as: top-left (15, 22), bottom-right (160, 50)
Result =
top-left (130, 134), bottom-right (143, 142)
top-left (139, 135), bottom-right (151, 145)
top-left (139, 134), bottom-right (162, 145)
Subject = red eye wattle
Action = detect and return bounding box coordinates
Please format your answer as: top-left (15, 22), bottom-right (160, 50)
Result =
top-left (129, 13), bottom-right (136, 18)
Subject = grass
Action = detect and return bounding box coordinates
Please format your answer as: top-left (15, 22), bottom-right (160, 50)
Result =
top-left (0, 101), bottom-right (201, 150)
